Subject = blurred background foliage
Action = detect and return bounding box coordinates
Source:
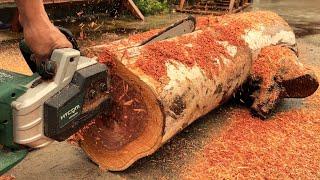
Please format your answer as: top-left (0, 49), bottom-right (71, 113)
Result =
top-left (133, 0), bottom-right (170, 15)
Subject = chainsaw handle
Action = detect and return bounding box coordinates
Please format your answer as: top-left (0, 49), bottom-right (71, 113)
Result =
top-left (57, 27), bottom-right (79, 51)
top-left (19, 27), bottom-right (79, 79)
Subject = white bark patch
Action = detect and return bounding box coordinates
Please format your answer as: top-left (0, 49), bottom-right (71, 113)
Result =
top-left (221, 56), bottom-right (231, 66)
top-left (160, 61), bottom-right (217, 139)
top-left (121, 47), bottom-right (143, 65)
top-left (243, 26), bottom-right (296, 51)
top-left (218, 41), bottom-right (238, 57)
top-left (158, 55), bottom-right (251, 143)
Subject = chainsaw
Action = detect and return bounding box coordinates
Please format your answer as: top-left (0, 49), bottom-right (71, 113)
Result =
top-left (0, 16), bottom-right (196, 175)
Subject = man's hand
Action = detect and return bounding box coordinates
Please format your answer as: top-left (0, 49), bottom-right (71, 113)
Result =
top-left (16, 0), bottom-right (72, 60)
top-left (22, 20), bottom-right (72, 60)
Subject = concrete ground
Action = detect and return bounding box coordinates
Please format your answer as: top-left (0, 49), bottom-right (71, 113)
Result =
top-left (1, 0), bottom-right (320, 179)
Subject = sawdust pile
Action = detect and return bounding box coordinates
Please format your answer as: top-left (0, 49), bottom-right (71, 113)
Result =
top-left (183, 103), bottom-right (320, 178)
top-left (135, 30), bottom-right (235, 81)
top-left (0, 43), bottom-right (32, 75)
top-left (0, 175), bottom-right (15, 180)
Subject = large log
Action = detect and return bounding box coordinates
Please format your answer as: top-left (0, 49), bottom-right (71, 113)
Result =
top-left (77, 11), bottom-right (318, 171)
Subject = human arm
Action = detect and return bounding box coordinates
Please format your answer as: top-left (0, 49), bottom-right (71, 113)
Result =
top-left (15, 0), bottom-right (72, 60)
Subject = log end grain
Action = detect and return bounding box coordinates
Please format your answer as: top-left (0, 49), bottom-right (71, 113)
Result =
top-left (78, 60), bottom-right (164, 171)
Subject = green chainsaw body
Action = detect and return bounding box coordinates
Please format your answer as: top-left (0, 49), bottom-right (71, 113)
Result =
top-left (0, 70), bottom-right (38, 175)
top-left (0, 70), bottom-right (38, 147)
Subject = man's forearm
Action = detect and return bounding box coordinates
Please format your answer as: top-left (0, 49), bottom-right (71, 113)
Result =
top-left (15, 0), bottom-right (72, 59)
top-left (15, 0), bottom-right (51, 27)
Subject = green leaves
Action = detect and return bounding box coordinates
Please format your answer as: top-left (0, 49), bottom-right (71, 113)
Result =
top-left (133, 0), bottom-right (169, 15)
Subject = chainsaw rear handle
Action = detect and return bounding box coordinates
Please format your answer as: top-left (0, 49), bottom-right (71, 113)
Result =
top-left (19, 27), bottom-right (79, 79)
